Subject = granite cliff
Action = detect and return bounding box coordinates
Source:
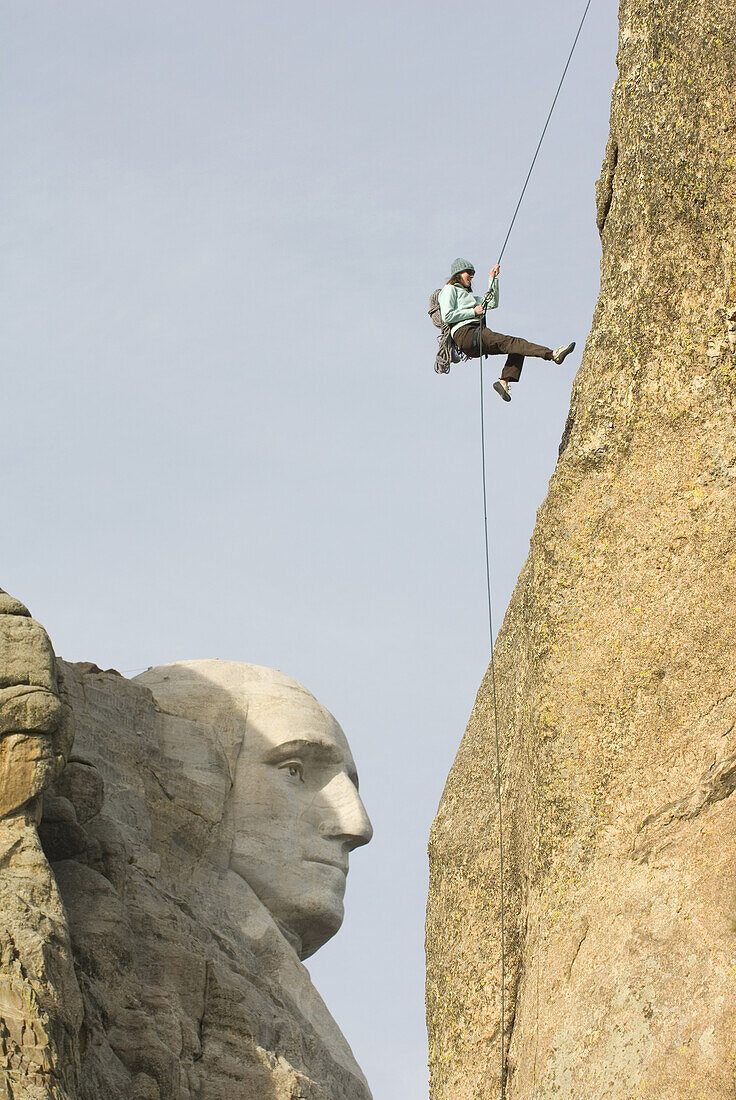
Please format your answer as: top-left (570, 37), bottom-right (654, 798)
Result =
top-left (426, 1), bottom-right (736, 1097)
top-left (0, 594), bottom-right (79, 1100)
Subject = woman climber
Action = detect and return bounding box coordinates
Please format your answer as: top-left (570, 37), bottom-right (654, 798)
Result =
top-left (438, 257), bottom-right (575, 402)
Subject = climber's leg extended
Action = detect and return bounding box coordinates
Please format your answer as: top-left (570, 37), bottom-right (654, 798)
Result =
top-left (481, 328), bottom-right (554, 368)
top-left (453, 324), bottom-right (554, 365)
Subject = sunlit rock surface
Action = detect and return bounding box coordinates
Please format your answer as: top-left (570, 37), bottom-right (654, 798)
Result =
top-left (426, 1), bottom-right (736, 1097)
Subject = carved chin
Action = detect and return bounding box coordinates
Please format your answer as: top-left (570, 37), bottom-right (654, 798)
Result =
top-left (293, 897), bottom-right (345, 960)
top-left (274, 872), bottom-right (347, 960)
top-left (230, 853), bottom-right (349, 958)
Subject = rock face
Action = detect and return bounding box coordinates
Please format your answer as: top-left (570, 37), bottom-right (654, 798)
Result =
top-left (0, 590), bottom-right (80, 1100)
top-left (0, 596), bottom-right (372, 1100)
top-left (426, 2), bottom-right (736, 1098)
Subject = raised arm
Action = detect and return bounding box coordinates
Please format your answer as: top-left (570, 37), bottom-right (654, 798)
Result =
top-left (484, 264), bottom-right (501, 310)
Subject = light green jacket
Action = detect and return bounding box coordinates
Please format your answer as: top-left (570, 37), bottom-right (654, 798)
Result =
top-left (438, 276), bottom-right (499, 338)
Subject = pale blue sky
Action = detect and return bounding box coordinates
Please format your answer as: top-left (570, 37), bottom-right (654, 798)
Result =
top-left (2, 2), bottom-right (618, 1095)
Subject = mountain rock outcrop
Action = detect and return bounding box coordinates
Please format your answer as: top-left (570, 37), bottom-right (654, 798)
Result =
top-left (0, 591), bottom-right (79, 1100)
top-left (426, 2), bottom-right (736, 1098)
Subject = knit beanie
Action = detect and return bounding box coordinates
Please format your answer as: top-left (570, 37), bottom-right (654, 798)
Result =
top-left (450, 257), bottom-right (475, 278)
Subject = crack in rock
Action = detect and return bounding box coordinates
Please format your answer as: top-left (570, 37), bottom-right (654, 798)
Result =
top-left (635, 750), bottom-right (736, 859)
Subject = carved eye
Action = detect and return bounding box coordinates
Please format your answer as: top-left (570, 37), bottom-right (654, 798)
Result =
top-left (280, 760), bottom-right (304, 782)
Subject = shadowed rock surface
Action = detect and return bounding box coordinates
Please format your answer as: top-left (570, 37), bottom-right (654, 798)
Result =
top-left (426, 1), bottom-right (736, 1098)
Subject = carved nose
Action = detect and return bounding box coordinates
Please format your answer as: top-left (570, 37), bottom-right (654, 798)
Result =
top-left (319, 772), bottom-right (373, 849)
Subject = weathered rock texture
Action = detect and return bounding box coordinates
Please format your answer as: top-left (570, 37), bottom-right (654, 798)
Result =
top-left (426, 2), bottom-right (736, 1098)
top-left (0, 590), bottom-right (80, 1100)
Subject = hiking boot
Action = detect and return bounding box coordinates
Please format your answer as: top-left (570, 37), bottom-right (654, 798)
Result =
top-left (552, 341), bottom-right (576, 364)
top-left (493, 379), bottom-right (511, 402)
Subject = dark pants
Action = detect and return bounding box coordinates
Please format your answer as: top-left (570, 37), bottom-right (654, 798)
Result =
top-left (453, 321), bottom-right (553, 382)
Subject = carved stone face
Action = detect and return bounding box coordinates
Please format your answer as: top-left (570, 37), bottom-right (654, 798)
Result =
top-left (229, 688), bottom-right (372, 958)
top-left (135, 660), bottom-right (372, 960)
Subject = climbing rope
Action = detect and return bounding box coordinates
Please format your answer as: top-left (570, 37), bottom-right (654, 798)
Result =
top-left (476, 4), bottom-right (594, 1096)
top-left (496, 0), bottom-right (595, 266)
top-left (478, 355), bottom-right (507, 1094)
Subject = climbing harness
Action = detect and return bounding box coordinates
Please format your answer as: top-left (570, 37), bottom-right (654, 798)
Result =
top-left (475, 3), bottom-right (594, 1096)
